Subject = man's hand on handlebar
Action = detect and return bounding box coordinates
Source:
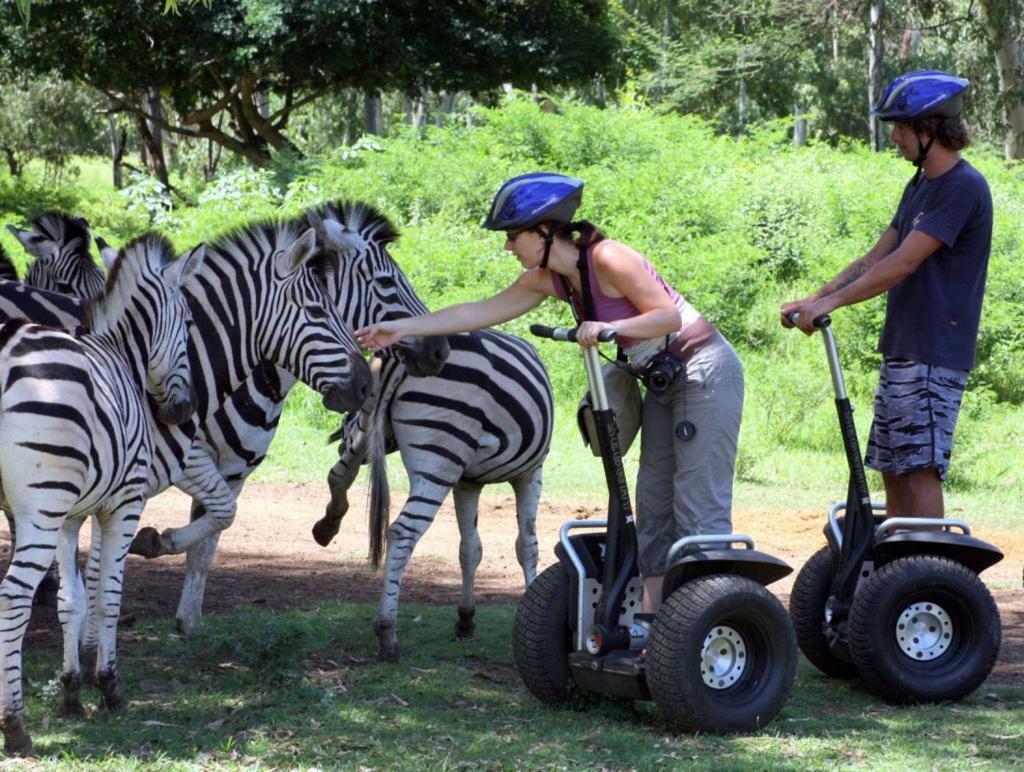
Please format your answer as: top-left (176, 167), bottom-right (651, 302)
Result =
top-left (781, 296), bottom-right (835, 335)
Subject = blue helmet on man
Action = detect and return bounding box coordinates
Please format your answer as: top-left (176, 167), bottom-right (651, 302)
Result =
top-left (483, 172), bottom-right (584, 231)
top-left (871, 70), bottom-right (969, 122)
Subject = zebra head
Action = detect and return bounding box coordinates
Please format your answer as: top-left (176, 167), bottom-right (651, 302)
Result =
top-left (307, 202), bottom-right (450, 378)
top-left (85, 234), bottom-right (204, 425)
top-left (266, 227), bottom-right (372, 413)
top-left (6, 212), bottom-right (106, 299)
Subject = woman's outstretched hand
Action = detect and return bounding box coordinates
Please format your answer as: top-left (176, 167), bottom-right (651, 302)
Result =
top-left (355, 321), bottom-right (407, 352)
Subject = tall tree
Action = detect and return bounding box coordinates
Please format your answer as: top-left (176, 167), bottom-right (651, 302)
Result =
top-left (977, 0), bottom-right (1024, 159)
top-left (1, 0), bottom-right (620, 168)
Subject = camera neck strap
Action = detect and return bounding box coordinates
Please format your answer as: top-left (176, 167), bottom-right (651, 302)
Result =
top-left (558, 246), bottom-right (628, 364)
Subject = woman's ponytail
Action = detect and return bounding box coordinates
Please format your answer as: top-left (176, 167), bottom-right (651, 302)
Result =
top-left (553, 220), bottom-right (606, 249)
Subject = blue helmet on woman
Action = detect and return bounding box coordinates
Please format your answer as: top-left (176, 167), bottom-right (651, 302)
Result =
top-left (483, 173), bottom-right (584, 232)
top-left (871, 70), bottom-right (969, 122)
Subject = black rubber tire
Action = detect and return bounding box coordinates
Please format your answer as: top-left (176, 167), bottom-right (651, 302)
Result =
top-left (789, 545), bottom-right (859, 679)
top-left (848, 555), bottom-right (1001, 704)
top-left (512, 562), bottom-right (577, 705)
top-left (646, 574), bottom-right (797, 734)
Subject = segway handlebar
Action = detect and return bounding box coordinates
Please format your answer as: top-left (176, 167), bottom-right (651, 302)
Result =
top-left (530, 324), bottom-right (617, 343)
top-left (786, 312), bottom-right (831, 328)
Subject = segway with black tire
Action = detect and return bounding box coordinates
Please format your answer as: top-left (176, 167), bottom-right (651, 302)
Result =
top-left (513, 325), bottom-right (797, 734)
top-left (787, 314), bottom-right (1003, 703)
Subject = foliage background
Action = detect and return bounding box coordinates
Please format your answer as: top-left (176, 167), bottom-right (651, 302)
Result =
top-left (1, 97), bottom-right (1021, 506)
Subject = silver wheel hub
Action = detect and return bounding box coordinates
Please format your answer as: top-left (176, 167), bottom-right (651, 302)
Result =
top-left (700, 625), bottom-right (747, 689)
top-left (896, 601), bottom-right (953, 661)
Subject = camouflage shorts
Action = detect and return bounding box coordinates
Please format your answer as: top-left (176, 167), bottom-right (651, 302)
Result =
top-left (865, 357), bottom-right (968, 481)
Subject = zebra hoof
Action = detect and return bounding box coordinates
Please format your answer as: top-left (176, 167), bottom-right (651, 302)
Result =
top-left (312, 516), bottom-right (341, 547)
top-left (373, 619), bottom-right (400, 663)
top-left (1, 717), bottom-right (33, 757)
top-left (96, 670), bottom-right (127, 714)
top-left (128, 527), bottom-right (167, 558)
top-left (58, 672), bottom-right (85, 719)
top-left (175, 614), bottom-right (198, 637)
top-left (455, 607), bottom-right (476, 640)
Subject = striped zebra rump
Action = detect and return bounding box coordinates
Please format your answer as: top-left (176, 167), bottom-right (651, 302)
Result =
top-left (389, 330), bottom-right (553, 484)
top-left (0, 235), bottom-right (202, 755)
top-left (344, 328), bottom-right (553, 661)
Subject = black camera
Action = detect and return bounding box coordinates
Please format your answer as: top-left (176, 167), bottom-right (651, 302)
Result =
top-left (640, 350), bottom-right (685, 394)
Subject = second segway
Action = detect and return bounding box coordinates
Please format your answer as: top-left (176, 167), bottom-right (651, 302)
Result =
top-left (513, 324), bottom-right (797, 733)
top-left (788, 314), bottom-right (1003, 703)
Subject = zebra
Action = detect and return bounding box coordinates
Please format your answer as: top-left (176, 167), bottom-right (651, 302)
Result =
top-left (2, 214), bottom-right (109, 604)
top-left (6, 212), bottom-right (106, 298)
top-left (314, 328), bottom-right (554, 662)
top-left (148, 202), bottom-right (450, 634)
top-left (0, 218), bottom-right (378, 638)
top-left (0, 234), bottom-right (202, 756)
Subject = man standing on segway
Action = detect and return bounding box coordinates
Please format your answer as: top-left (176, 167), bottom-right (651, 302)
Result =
top-left (781, 70), bottom-right (993, 522)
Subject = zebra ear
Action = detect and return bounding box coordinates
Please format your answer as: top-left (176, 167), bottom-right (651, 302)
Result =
top-left (280, 228), bottom-right (318, 273)
top-left (167, 244), bottom-right (206, 288)
top-left (96, 237), bottom-right (119, 270)
top-left (6, 224), bottom-right (33, 250)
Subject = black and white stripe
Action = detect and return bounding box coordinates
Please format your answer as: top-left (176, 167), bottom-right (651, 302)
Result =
top-left (0, 235), bottom-right (201, 755)
top-left (6, 212), bottom-right (106, 299)
top-left (0, 218), bottom-right (375, 637)
top-left (167, 203), bottom-right (450, 633)
top-left (316, 329), bottom-right (553, 661)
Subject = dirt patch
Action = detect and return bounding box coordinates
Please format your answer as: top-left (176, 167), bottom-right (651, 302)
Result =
top-left (6, 481), bottom-right (1021, 686)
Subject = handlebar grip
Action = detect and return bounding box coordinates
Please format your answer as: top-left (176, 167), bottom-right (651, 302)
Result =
top-left (788, 312), bottom-right (832, 328)
top-left (529, 324), bottom-right (617, 342)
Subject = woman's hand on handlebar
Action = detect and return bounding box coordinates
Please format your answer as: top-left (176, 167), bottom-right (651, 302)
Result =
top-left (355, 320), bottom-right (408, 352)
top-left (575, 320), bottom-right (616, 348)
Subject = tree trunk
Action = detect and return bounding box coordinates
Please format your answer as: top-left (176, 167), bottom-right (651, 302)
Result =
top-left (135, 110), bottom-right (170, 189)
top-left (364, 90), bottom-right (382, 135)
top-left (978, 0), bottom-right (1024, 160)
top-left (794, 102), bottom-right (808, 147)
top-left (107, 117), bottom-right (126, 189)
top-left (412, 90), bottom-right (427, 129)
top-left (867, 0), bottom-right (885, 152)
top-left (3, 148), bottom-right (21, 177)
top-left (145, 87), bottom-right (167, 173)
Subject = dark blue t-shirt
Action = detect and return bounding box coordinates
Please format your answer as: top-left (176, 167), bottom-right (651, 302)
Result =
top-left (879, 159), bottom-right (992, 370)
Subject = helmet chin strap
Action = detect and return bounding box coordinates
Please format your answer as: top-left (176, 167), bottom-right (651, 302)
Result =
top-left (536, 225), bottom-right (556, 269)
top-left (912, 132), bottom-right (936, 186)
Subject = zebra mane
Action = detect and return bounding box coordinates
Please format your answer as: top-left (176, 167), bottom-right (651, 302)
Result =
top-left (207, 218), bottom-right (305, 261)
top-left (29, 211), bottom-right (91, 252)
top-left (0, 241), bottom-right (18, 281)
top-left (318, 201), bottom-right (400, 246)
top-left (83, 232), bottom-right (175, 333)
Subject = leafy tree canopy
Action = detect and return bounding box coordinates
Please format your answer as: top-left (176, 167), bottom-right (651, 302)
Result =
top-left (0, 1), bottom-right (620, 165)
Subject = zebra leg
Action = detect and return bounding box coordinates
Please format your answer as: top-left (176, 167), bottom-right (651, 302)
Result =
top-left (90, 503), bottom-right (144, 714)
top-left (374, 475), bottom-right (454, 663)
top-left (314, 442), bottom-right (366, 547)
top-left (2, 509), bottom-right (57, 607)
top-left (175, 531), bottom-right (222, 635)
top-left (129, 449), bottom-right (236, 559)
top-left (452, 481), bottom-right (483, 641)
top-left (0, 516), bottom-right (64, 756)
top-left (55, 518), bottom-right (87, 719)
top-left (79, 518), bottom-right (103, 685)
top-left (510, 466), bottom-right (543, 588)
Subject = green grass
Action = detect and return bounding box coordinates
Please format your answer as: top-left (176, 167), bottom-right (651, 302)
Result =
top-left (17, 602), bottom-right (1023, 769)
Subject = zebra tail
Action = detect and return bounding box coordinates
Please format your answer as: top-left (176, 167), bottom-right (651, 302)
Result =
top-left (367, 403), bottom-right (390, 569)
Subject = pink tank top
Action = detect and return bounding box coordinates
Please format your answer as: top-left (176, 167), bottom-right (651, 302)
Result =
top-left (550, 244), bottom-right (716, 359)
